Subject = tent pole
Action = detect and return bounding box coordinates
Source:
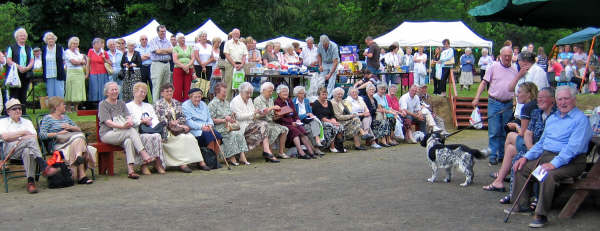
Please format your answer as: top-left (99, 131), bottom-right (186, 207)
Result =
top-left (429, 46), bottom-right (432, 84)
top-left (582, 36), bottom-right (596, 91)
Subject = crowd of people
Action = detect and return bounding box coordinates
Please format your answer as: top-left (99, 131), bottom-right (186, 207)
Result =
top-left (0, 26), bottom-right (596, 229)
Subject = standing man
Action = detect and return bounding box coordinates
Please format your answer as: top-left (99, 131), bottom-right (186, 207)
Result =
top-left (136, 35), bottom-right (153, 95)
top-left (365, 36), bottom-right (380, 74)
top-left (149, 25), bottom-right (173, 103)
top-left (472, 46), bottom-right (518, 165)
top-left (300, 36), bottom-right (319, 70)
top-left (507, 51), bottom-right (549, 118)
top-left (510, 86), bottom-right (591, 228)
top-left (317, 34), bottom-right (339, 98)
top-left (223, 28), bottom-right (248, 100)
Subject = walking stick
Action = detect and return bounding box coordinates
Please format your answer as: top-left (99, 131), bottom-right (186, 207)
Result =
top-left (209, 127), bottom-right (231, 170)
top-left (504, 157), bottom-right (543, 223)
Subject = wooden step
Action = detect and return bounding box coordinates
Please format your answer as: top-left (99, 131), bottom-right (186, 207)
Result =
top-left (455, 101), bottom-right (488, 107)
top-left (456, 115), bottom-right (488, 120)
top-left (457, 122), bottom-right (488, 128)
top-left (456, 108), bottom-right (488, 114)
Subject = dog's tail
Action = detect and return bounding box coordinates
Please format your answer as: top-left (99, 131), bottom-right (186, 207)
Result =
top-left (451, 145), bottom-right (488, 159)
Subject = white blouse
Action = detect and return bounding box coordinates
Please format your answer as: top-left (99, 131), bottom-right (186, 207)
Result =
top-left (230, 95), bottom-right (255, 132)
top-left (126, 101), bottom-right (160, 128)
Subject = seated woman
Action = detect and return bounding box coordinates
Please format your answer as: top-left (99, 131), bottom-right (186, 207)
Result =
top-left (484, 83), bottom-right (540, 198)
top-left (292, 86), bottom-right (324, 148)
top-left (254, 82), bottom-right (290, 159)
top-left (230, 82), bottom-right (280, 163)
top-left (362, 84), bottom-right (392, 147)
top-left (154, 83), bottom-right (211, 172)
top-left (209, 82), bottom-right (250, 166)
top-left (125, 82), bottom-right (167, 175)
top-left (312, 87), bottom-right (346, 153)
top-left (274, 85), bottom-right (318, 159)
top-left (373, 84), bottom-right (399, 146)
top-left (40, 96), bottom-right (96, 184)
top-left (345, 87), bottom-right (379, 149)
top-left (182, 88), bottom-right (222, 155)
top-left (331, 87), bottom-right (372, 150)
top-left (0, 99), bottom-right (47, 193)
top-left (98, 82), bottom-right (155, 179)
top-left (386, 84), bottom-right (406, 140)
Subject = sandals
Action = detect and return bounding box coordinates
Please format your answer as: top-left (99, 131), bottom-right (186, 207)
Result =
top-left (78, 176), bottom-right (94, 184)
top-left (482, 184), bottom-right (506, 192)
top-left (529, 198), bottom-right (538, 210)
top-left (499, 195), bottom-right (511, 204)
top-left (127, 172), bottom-right (140, 179)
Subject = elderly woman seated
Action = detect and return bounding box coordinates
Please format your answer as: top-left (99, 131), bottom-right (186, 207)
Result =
top-left (209, 82), bottom-right (250, 165)
top-left (230, 82), bottom-right (280, 163)
top-left (98, 82), bottom-right (156, 179)
top-left (0, 99), bottom-right (48, 193)
top-left (182, 88), bottom-right (222, 155)
top-left (292, 86), bottom-right (324, 148)
top-left (386, 84), bottom-right (406, 140)
top-left (154, 83), bottom-right (211, 172)
top-left (125, 82), bottom-right (167, 175)
top-left (344, 87), bottom-right (379, 149)
top-left (331, 87), bottom-right (372, 150)
top-left (362, 84), bottom-right (392, 147)
top-left (373, 84), bottom-right (400, 146)
top-left (254, 82), bottom-right (290, 159)
top-left (40, 96), bottom-right (96, 184)
top-left (274, 85), bottom-right (320, 159)
top-left (312, 87), bottom-right (345, 153)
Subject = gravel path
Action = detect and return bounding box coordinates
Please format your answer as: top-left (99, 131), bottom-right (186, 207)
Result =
top-left (0, 130), bottom-right (598, 231)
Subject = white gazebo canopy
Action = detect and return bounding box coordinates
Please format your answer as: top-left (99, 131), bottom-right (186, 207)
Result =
top-left (256, 36), bottom-right (306, 50)
top-left (374, 21), bottom-right (493, 48)
top-left (120, 19), bottom-right (173, 44)
top-left (184, 19), bottom-right (228, 45)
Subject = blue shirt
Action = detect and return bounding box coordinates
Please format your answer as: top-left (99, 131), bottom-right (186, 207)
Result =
top-left (558, 52), bottom-right (573, 61)
top-left (136, 44), bottom-right (153, 66)
top-left (373, 93), bottom-right (393, 118)
top-left (524, 108), bottom-right (592, 168)
top-left (108, 50), bottom-right (123, 72)
top-left (527, 107), bottom-right (556, 144)
top-left (460, 54), bottom-right (474, 72)
top-left (182, 99), bottom-right (214, 137)
top-left (318, 42), bottom-right (339, 64)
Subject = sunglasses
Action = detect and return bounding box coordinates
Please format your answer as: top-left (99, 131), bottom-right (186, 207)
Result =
top-left (9, 107), bottom-right (22, 111)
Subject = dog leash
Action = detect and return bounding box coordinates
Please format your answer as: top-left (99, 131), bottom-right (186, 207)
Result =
top-left (444, 104), bottom-right (514, 139)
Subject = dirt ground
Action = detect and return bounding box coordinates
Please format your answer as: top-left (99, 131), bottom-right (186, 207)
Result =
top-left (1, 130), bottom-right (599, 231)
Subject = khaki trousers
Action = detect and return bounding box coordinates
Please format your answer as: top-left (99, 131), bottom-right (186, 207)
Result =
top-left (513, 151), bottom-right (586, 216)
top-left (151, 61), bottom-right (172, 103)
top-left (5, 137), bottom-right (43, 178)
top-left (100, 128), bottom-right (145, 165)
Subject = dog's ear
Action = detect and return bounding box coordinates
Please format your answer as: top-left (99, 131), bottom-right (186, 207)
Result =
top-left (420, 133), bottom-right (431, 147)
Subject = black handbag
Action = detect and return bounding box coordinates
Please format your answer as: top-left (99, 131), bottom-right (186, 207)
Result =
top-left (139, 112), bottom-right (166, 137)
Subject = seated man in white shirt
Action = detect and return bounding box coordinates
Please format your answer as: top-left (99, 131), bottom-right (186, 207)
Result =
top-left (399, 85), bottom-right (441, 140)
top-left (0, 99), bottom-right (49, 194)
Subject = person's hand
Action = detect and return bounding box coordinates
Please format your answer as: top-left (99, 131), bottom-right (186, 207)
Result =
top-left (272, 105), bottom-right (281, 110)
top-left (20, 130), bottom-right (34, 136)
top-left (507, 122), bottom-right (519, 130)
top-left (169, 120), bottom-right (179, 127)
top-left (131, 63), bottom-right (137, 67)
top-left (472, 97), bottom-right (479, 108)
top-left (202, 66), bottom-right (207, 72)
top-left (142, 117), bottom-right (153, 126)
top-left (18, 65), bottom-right (26, 73)
top-left (182, 125), bottom-right (190, 133)
top-left (416, 114), bottom-right (424, 121)
top-left (518, 63), bottom-right (531, 76)
top-left (513, 157), bottom-right (528, 172)
top-left (202, 125), bottom-right (211, 131)
top-left (325, 73), bottom-right (332, 80)
top-left (541, 163), bottom-right (556, 172)
top-left (225, 116), bottom-right (233, 123)
top-left (56, 130), bottom-right (69, 135)
top-left (307, 113), bottom-right (315, 118)
top-left (399, 110), bottom-right (407, 117)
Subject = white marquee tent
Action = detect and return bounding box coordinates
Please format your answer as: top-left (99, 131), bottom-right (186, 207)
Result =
top-left (184, 19), bottom-right (228, 45)
top-left (120, 19), bottom-right (173, 43)
top-left (374, 21), bottom-right (492, 48)
top-left (256, 36), bottom-right (306, 49)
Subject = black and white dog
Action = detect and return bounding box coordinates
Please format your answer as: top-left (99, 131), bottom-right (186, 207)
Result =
top-left (420, 132), bottom-right (488, 186)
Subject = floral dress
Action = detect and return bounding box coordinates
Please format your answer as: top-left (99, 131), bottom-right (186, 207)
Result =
top-left (208, 98), bottom-right (249, 158)
top-left (253, 95), bottom-right (289, 144)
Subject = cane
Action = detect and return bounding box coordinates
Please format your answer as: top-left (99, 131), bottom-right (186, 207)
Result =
top-left (504, 157), bottom-right (543, 223)
top-left (209, 127), bottom-right (231, 170)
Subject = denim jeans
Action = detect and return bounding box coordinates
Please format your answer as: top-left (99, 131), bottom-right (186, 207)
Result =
top-left (487, 98), bottom-right (513, 161)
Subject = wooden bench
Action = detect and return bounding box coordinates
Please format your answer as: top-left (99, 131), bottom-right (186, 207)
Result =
top-left (77, 110), bottom-right (122, 176)
top-left (558, 137), bottom-right (600, 218)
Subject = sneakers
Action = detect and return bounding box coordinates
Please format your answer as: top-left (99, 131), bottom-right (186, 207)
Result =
top-left (371, 143), bottom-right (382, 149)
top-left (528, 215), bottom-right (548, 228)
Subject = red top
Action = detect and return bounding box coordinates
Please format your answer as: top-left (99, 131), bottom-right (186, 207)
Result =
top-left (386, 94), bottom-right (400, 111)
top-left (87, 49), bottom-right (109, 75)
top-left (551, 61), bottom-right (563, 74)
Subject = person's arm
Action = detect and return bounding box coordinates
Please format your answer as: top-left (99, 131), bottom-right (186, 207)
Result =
top-left (182, 104), bottom-right (205, 130)
top-left (317, 52), bottom-right (323, 71)
top-left (524, 129), bottom-right (534, 149)
top-left (550, 115), bottom-right (593, 168)
top-left (518, 119), bottom-right (529, 137)
top-left (472, 79), bottom-right (488, 107)
top-left (133, 52), bottom-right (142, 67)
top-left (507, 63), bottom-right (531, 92)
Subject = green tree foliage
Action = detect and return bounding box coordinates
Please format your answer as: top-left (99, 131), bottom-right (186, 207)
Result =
top-left (1, 0), bottom-right (579, 56)
top-left (0, 2), bottom-right (31, 48)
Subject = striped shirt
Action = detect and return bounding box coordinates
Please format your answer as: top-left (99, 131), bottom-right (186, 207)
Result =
top-left (39, 114), bottom-right (77, 140)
